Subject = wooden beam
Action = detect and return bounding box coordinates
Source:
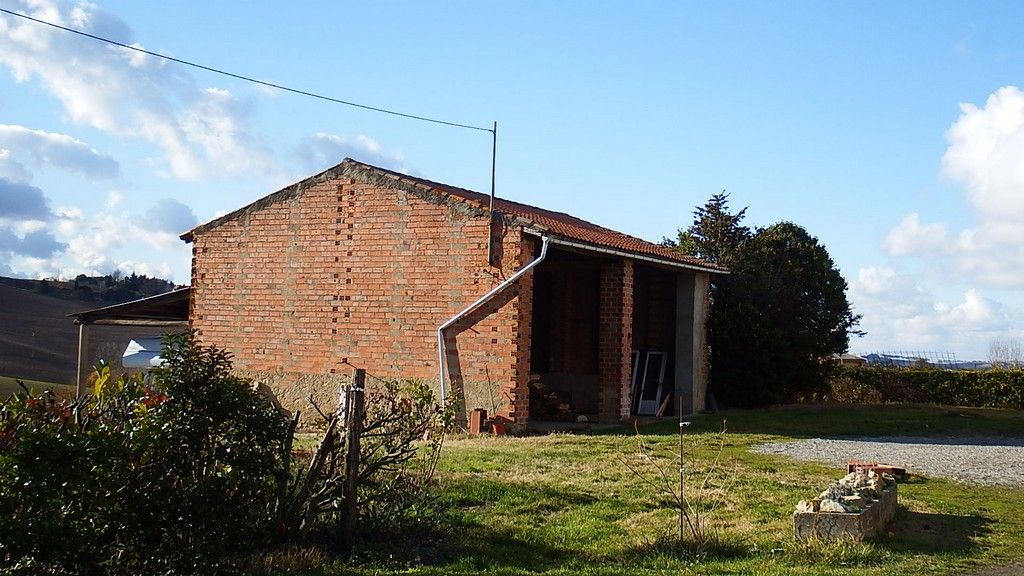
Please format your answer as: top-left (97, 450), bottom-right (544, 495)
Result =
top-left (89, 319), bottom-right (189, 327)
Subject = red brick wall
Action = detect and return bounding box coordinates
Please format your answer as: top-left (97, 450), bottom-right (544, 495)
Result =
top-left (597, 259), bottom-right (634, 422)
top-left (189, 177), bottom-right (532, 419)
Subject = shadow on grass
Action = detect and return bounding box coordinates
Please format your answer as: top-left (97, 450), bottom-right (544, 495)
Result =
top-left (349, 479), bottom-right (599, 572)
top-left (353, 520), bottom-right (754, 573)
top-left (623, 531), bottom-right (751, 563)
top-left (885, 506), bottom-right (992, 555)
top-left (352, 522), bottom-right (582, 572)
top-left (617, 404), bottom-right (1024, 440)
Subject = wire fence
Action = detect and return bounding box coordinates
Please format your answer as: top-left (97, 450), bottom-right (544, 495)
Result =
top-left (861, 351), bottom-right (960, 370)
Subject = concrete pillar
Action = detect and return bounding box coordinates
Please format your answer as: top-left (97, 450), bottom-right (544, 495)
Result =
top-left (76, 323), bottom-right (90, 399)
top-left (598, 260), bottom-right (633, 422)
top-left (674, 271), bottom-right (710, 414)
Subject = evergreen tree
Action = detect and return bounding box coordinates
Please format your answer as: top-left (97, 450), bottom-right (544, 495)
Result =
top-left (673, 192), bottom-right (750, 267)
top-left (675, 198), bottom-right (862, 406)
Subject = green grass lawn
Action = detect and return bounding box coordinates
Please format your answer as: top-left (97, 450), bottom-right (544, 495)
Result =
top-left (277, 404), bottom-right (1024, 576)
top-left (0, 375), bottom-right (73, 400)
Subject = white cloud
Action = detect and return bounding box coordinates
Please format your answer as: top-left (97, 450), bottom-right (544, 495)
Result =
top-left (882, 85), bottom-right (1024, 288)
top-left (942, 86), bottom-right (1024, 220)
top-left (0, 124), bottom-right (119, 180)
top-left (14, 220), bottom-right (46, 235)
top-left (0, 149), bottom-right (32, 182)
top-left (121, 42), bottom-right (158, 69)
top-left (936, 289), bottom-right (1006, 330)
top-left (54, 205), bottom-right (84, 237)
top-left (56, 197), bottom-right (195, 280)
top-left (145, 197), bottom-right (197, 235)
top-left (859, 86), bottom-right (1024, 357)
top-left (115, 259), bottom-right (173, 281)
top-left (12, 255), bottom-right (61, 279)
top-left (181, 88), bottom-right (271, 175)
top-left (850, 266), bottom-right (930, 318)
top-left (296, 132), bottom-right (408, 173)
top-left (849, 267), bottom-right (1017, 357)
top-left (885, 213), bottom-right (948, 257)
top-left (0, 1), bottom-right (276, 179)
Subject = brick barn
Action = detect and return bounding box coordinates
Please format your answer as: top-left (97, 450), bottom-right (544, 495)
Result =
top-left (182, 159), bottom-right (725, 424)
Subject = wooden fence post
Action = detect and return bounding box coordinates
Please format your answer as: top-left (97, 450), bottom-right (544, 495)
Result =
top-left (340, 368), bottom-right (365, 548)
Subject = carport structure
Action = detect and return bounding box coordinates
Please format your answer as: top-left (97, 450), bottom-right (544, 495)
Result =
top-left (68, 287), bottom-right (190, 397)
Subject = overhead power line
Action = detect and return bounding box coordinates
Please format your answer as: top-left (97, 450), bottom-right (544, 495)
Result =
top-left (0, 7), bottom-right (493, 133)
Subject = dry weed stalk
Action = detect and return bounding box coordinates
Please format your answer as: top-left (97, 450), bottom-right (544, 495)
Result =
top-left (618, 420), bottom-right (733, 552)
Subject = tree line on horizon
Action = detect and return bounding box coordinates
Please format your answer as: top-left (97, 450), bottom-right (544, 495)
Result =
top-left (0, 272), bottom-right (177, 305)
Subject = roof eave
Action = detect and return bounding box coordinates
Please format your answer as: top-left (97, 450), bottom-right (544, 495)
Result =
top-left (68, 287), bottom-right (191, 326)
top-left (522, 229), bottom-right (728, 274)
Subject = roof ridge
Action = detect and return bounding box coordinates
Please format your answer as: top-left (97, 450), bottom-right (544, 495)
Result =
top-left (184, 158), bottom-right (726, 273)
top-left (343, 161), bottom-right (681, 248)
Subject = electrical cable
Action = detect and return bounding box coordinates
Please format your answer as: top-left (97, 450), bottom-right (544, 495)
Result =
top-left (0, 7), bottom-right (493, 133)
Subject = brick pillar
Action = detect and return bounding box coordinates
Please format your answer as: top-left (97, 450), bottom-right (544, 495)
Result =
top-left (503, 238), bottom-right (535, 422)
top-left (598, 259), bottom-right (633, 422)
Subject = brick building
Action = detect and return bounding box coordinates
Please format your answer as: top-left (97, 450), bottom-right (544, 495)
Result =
top-left (182, 159), bottom-right (725, 424)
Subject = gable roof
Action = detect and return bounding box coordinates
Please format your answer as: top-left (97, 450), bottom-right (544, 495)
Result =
top-left (182, 159), bottom-right (725, 273)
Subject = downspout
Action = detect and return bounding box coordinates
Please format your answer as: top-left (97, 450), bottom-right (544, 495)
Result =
top-left (437, 236), bottom-right (550, 403)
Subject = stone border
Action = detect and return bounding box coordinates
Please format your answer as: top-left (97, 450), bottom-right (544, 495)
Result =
top-left (794, 484), bottom-right (897, 541)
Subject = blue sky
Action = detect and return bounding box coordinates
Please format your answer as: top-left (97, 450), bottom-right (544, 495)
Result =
top-left (1, 1), bottom-right (1023, 360)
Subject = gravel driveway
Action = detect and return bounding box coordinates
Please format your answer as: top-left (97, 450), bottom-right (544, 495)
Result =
top-left (752, 436), bottom-right (1024, 487)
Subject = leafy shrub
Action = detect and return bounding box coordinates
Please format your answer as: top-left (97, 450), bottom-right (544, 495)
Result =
top-left (118, 332), bottom-right (289, 572)
top-left (0, 363), bottom-right (149, 573)
top-left (828, 366), bottom-right (1024, 409)
top-left (0, 332), bottom-right (289, 575)
top-left (1, 333), bottom-right (453, 573)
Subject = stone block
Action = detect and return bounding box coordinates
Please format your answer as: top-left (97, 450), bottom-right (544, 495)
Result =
top-left (794, 484), bottom-right (897, 541)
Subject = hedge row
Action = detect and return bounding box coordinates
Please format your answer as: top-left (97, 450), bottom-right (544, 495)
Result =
top-left (829, 366), bottom-right (1024, 409)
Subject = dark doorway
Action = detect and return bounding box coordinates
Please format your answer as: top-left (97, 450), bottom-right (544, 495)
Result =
top-left (630, 265), bottom-right (678, 416)
top-left (529, 248), bottom-right (601, 419)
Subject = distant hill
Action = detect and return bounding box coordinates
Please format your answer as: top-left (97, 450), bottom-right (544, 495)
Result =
top-left (0, 275), bottom-right (183, 385)
top-left (0, 273), bottom-right (175, 304)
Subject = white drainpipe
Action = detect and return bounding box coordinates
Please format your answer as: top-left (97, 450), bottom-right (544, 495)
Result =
top-left (437, 236), bottom-right (550, 403)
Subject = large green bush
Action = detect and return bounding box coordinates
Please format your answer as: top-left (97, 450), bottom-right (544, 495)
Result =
top-left (0, 332), bottom-right (289, 575)
top-left (829, 366), bottom-right (1024, 409)
top-left (1, 333), bottom-right (455, 573)
top-left (669, 195), bottom-right (860, 408)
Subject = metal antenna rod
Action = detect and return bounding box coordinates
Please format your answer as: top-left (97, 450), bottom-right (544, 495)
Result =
top-left (487, 121), bottom-right (498, 265)
top-left (490, 121), bottom-right (498, 214)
